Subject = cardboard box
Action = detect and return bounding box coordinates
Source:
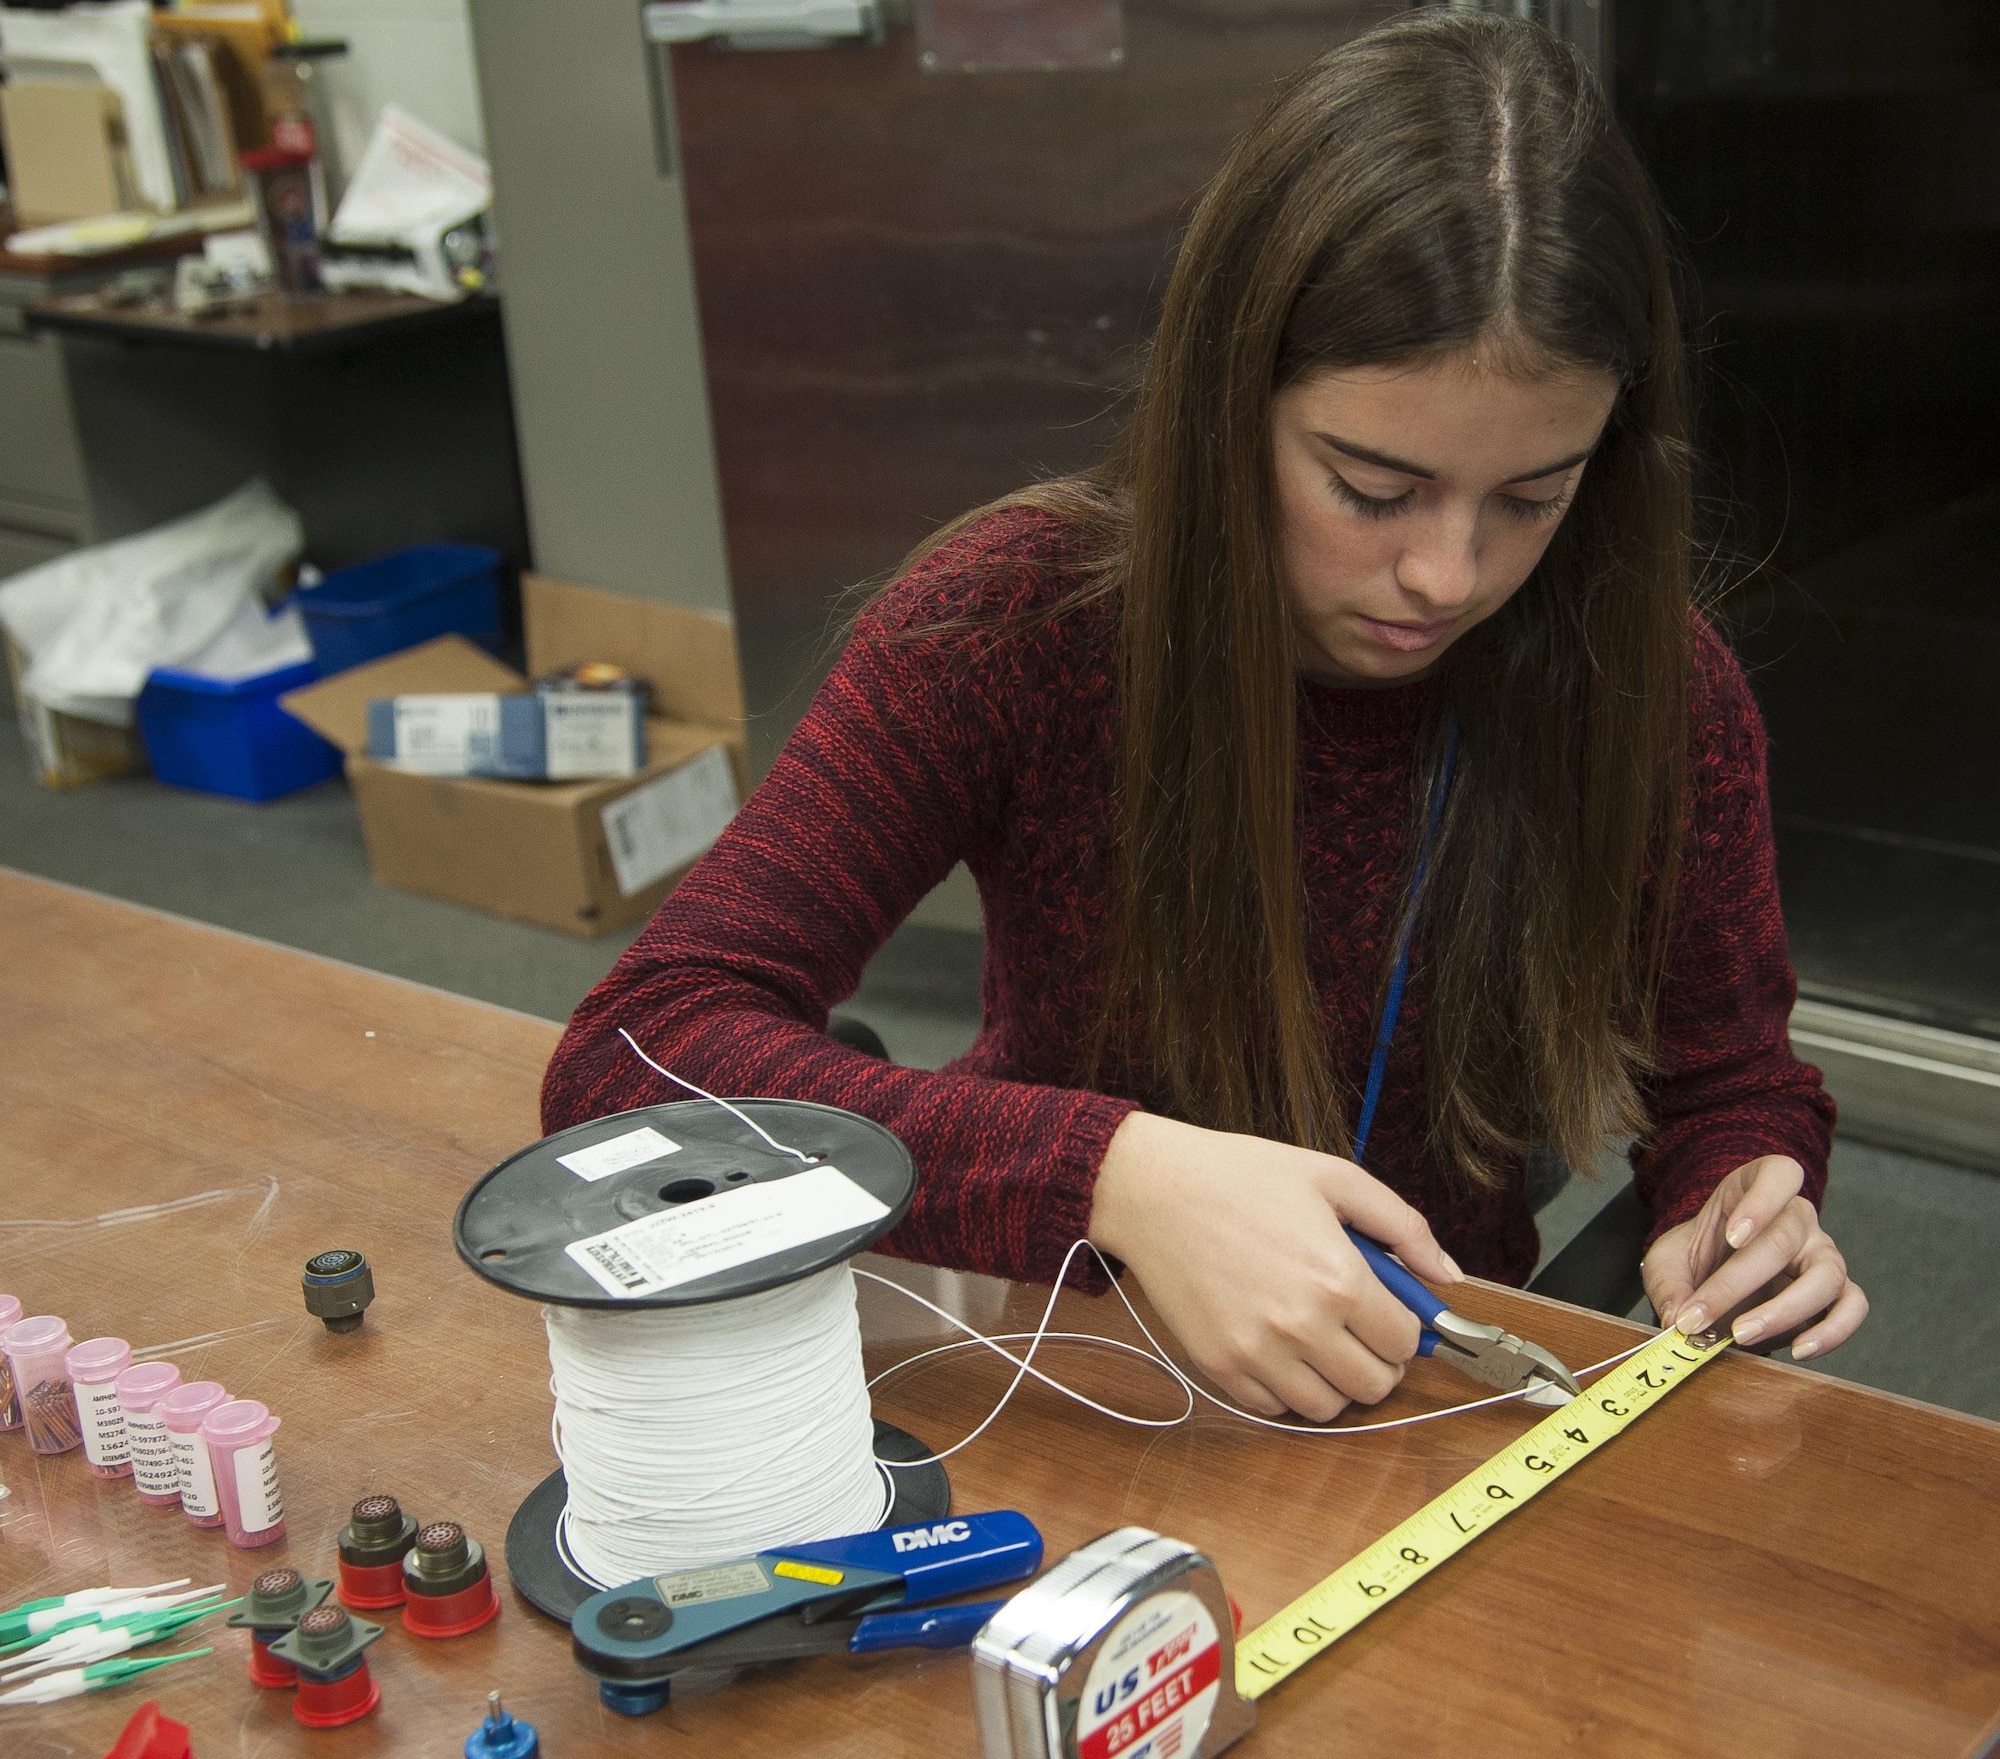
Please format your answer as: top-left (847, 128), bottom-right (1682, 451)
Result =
top-left (0, 83), bottom-right (142, 227)
top-left (282, 577), bottom-right (748, 936)
top-left (5, 633), bottom-right (146, 790)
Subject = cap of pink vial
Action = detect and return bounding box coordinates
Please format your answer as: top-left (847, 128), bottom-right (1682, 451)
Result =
top-left (1, 1316), bottom-right (71, 1355)
top-left (66, 1338), bottom-right (132, 1381)
top-left (161, 1381), bottom-right (230, 1425)
top-left (200, 1399), bottom-right (279, 1446)
top-left (0, 1296), bottom-right (20, 1331)
top-left (116, 1362), bottom-right (182, 1404)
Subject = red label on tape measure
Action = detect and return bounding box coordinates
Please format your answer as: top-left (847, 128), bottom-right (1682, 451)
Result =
top-left (1077, 1589), bottom-right (1221, 1759)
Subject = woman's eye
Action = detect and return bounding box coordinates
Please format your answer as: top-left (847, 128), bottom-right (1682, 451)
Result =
top-left (1329, 473), bottom-right (1414, 519)
top-left (1496, 489), bottom-right (1573, 523)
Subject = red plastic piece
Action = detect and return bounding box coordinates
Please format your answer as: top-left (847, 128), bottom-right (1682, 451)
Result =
top-left (292, 1660), bottom-right (381, 1729)
top-left (103, 1702), bottom-right (193, 1759)
top-left (1228, 1594), bottom-right (1243, 1635)
top-left (247, 1632), bottom-right (296, 1689)
top-left (337, 1556), bottom-right (408, 1610)
top-left (401, 1574), bottom-right (500, 1639)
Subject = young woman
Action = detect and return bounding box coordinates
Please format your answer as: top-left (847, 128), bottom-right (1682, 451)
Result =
top-left (543, 11), bottom-right (1866, 1420)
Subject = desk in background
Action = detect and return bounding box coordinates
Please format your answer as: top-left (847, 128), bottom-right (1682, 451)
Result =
top-left (0, 211), bottom-right (213, 580)
top-left (0, 868), bottom-right (1995, 1757)
top-left (25, 287), bottom-right (528, 578)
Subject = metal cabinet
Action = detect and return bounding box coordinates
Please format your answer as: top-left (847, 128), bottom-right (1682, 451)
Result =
top-left (0, 268), bottom-right (92, 575)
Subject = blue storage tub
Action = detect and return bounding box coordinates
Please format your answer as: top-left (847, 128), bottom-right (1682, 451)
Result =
top-left (296, 542), bottom-right (504, 676)
top-left (136, 660), bottom-right (343, 803)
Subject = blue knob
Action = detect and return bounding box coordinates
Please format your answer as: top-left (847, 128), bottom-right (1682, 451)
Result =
top-left (599, 1678), bottom-right (673, 1717)
top-left (465, 1691), bottom-right (539, 1758)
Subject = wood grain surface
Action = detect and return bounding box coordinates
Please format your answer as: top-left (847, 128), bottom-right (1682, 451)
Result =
top-left (0, 870), bottom-right (1995, 1758)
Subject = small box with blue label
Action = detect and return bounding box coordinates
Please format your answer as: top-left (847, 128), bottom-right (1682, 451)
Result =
top-left (363, 685), bottom-right (647, 781)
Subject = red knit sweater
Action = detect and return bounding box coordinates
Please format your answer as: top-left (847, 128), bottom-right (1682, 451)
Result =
top-left (542, 509), bottom-right (1834, 1290)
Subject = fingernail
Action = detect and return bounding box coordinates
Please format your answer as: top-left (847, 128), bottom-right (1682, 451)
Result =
top-left (1441, 1252), bottom-right (1464, 1282)
top-left (1677, 1304), bottom-right (1707, 1336)
top-left (1792, 1337), bottom-right (1819, 1360)
top-left (1733, 1317), bottom-right (1762, 1345)
top-left (1726, 1217), bottom-right (1755, 1249)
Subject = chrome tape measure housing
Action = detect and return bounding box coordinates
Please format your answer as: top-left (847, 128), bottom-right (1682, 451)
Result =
top-left (973, 1528), bottom-right (1255, 1759)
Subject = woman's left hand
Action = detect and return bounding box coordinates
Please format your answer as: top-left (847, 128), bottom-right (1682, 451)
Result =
top-left (1640, 1155), bottom-right (1868, 1360)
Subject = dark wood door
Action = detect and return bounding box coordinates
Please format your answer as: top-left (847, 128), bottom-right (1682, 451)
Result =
top-left (666, 1), bottom-right (1404, 773)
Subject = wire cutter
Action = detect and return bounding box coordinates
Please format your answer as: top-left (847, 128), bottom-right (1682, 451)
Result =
top-left (571, 1509), bottom-right (1042, 1716)
top-left (1346, 1227), bottom-right (1582, 1408)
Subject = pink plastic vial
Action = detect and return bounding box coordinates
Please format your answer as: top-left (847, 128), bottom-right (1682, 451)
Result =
top-left (161, 1380), bottom-right (230, 1528)
top-left (116, 1362), bottom-right (184, 1507)
top-left (0, 1295), bottom-right (21, 1429)
top-left (66, 1338), bottom-right (133, 1479)
top-left (1, 1317), bottom-right (79, 1455)
top-left (200, 1399), bottom-right (286, 1549)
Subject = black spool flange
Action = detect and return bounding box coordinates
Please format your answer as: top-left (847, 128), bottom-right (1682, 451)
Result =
top-left (456, 1099), bottom-right (950, 1622)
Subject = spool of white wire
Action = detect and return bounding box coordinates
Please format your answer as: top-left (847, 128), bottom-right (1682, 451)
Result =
top-left (547, 1265), bottom-right (890, 1591)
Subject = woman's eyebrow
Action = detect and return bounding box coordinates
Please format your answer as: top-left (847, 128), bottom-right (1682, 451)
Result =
top-left (1311, 432), bottom-right (1596, 484)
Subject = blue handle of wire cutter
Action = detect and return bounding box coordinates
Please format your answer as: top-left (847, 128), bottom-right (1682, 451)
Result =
top-left (848, 1599), bottom-right (1004, 1654)
top-left (1344, 1225), bottom-right (1445, 1356)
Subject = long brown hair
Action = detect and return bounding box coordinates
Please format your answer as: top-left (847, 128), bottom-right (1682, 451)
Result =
top-left (902, 11), bottom-right (1693, 1182)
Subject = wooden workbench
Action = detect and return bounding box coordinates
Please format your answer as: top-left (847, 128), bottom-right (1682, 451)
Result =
top-left (1, 869), bottom-right (1995, 1757)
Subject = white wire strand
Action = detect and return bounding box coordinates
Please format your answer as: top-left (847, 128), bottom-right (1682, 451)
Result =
top-left (859, 1239), bottom-right (1654, 1458)
top-left (617, 1028), bottom-right (817, 1165)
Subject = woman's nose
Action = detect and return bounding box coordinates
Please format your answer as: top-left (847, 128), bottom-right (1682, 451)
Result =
top-left (1393, 508), bottom-right (1481, 611)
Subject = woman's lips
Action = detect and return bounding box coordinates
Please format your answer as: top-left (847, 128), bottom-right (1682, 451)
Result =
top-left (1356, 615), bottom-right (1458, 653)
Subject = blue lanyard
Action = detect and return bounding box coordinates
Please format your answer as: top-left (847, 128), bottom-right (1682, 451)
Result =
top-left (1349, 724), bottom-right (1459, 1165)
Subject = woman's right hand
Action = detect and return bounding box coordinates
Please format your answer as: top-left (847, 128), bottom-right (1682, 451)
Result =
top-left (1087, 1110), bottom-right (1462, 1420)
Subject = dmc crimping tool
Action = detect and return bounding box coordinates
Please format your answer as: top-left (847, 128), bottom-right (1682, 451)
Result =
top-left (571, 1509), bottom-right (1042, 1714)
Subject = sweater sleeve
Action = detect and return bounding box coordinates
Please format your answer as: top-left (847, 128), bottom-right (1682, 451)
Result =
top-left (1630, 624), bottom-right (1836, 1236)
top-left (540, 519), bottom-right (1136, 1288)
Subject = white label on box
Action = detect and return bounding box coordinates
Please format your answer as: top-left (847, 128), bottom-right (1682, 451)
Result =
top-left (126, 1408), bottom-right (180, 1496)
top-left (566, 1164), bottom-right (890, 1298)
top-left (600, 745), bottom-right (739, 897)
top-left (75, 1379), bottom-right (130, 1467)
top-left (172, 1428), bottom-right (220, 1518)
top-left (544, 695), bottom-right (640, 781)
top-left (233, 1438), bottom-right (283, 1534)
top-left (392, 694), bottom-right (501, 774)
top-left (556, 1124), bottom-right (681, 1182)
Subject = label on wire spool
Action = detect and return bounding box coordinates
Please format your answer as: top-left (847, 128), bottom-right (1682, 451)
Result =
top-left (557, 1125), bottom-right (682, 1182)
top-left (566, 1163), bottom-right (891, 1298)
top-left (1077, 1588), bottom-right (1222, 1759)
top-left (1233, 1325), bottom-right (1725, 1700)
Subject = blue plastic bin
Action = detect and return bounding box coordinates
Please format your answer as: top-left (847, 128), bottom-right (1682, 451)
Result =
top-left (296, 542), bottom-right (504, 676)
top-left (136, 660), bottom-right (343, 802)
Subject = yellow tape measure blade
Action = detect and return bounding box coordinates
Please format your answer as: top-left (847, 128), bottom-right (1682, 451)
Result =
top-left (1235, 1326), bottom-right (1725, 1700)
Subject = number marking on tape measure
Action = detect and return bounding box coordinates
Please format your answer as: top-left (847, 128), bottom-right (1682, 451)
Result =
top-left (1234, 1325), bottom-right (1725, 1700)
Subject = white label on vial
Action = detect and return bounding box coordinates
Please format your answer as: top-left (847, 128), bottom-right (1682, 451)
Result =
top-left (75, 1379), bottom-right (129, 1467)
top-left (1075, 1589), bottom-right (1221, 1759)
top-left (172, 1429), bottom-right (220, 1518)
top-left (566, 1163), bottom-right (891, 1299)
top-left (233, 1438), bottom-right (283, 1534)
top-left (555, 1124), bottom-right (681, 1182)
top-left (126, 1408), bottom-right (179, 1495)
